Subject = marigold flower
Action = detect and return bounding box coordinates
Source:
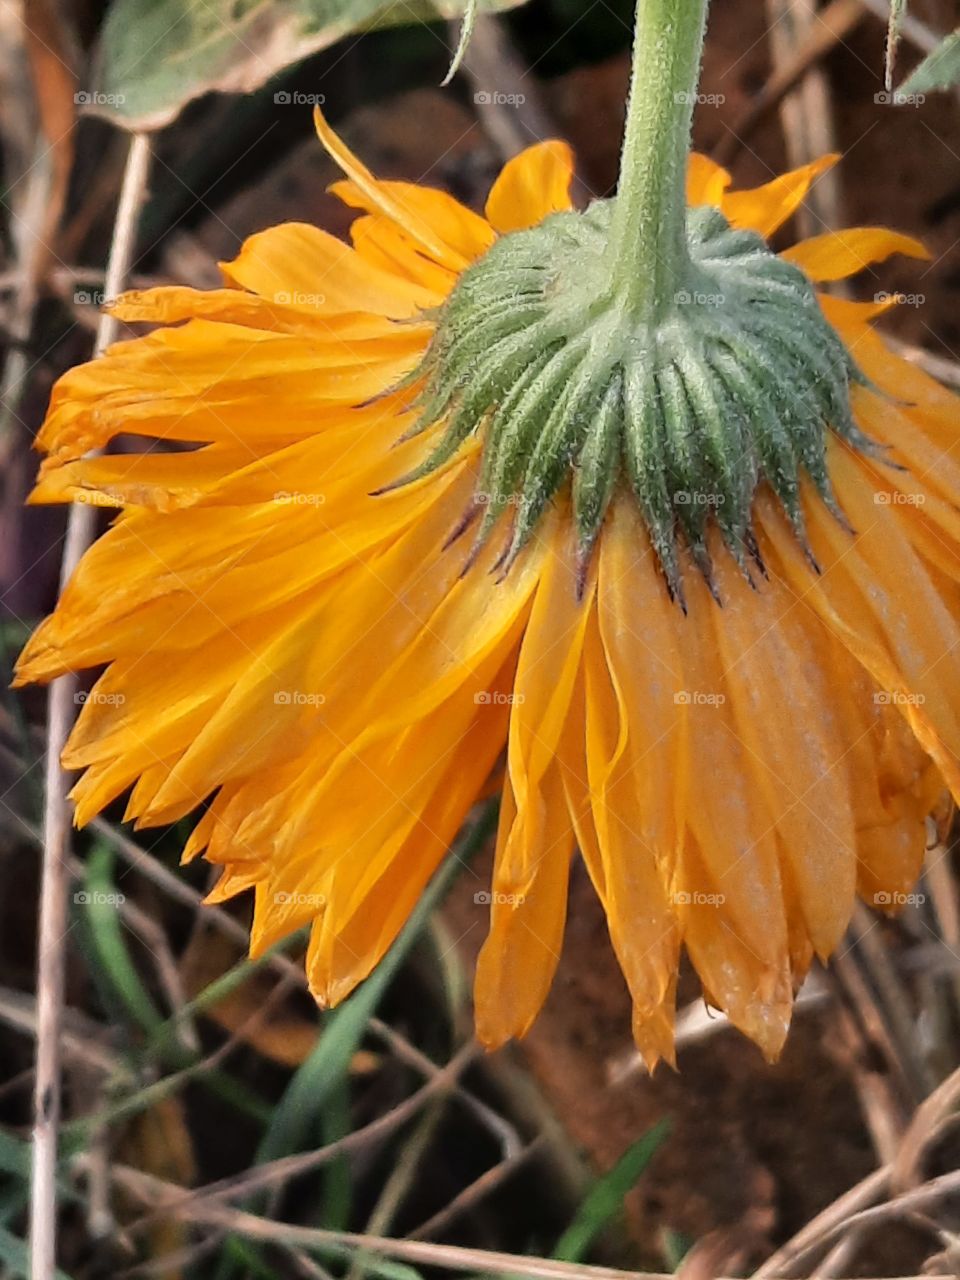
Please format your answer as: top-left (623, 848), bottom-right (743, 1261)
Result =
top-left (16, 106), bottom-right (959, 1067)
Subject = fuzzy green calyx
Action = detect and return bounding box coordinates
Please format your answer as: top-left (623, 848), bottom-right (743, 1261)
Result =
top-left (396, 201), bottom-right (877, 605)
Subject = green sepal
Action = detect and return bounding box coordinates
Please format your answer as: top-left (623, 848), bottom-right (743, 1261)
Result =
top-left (381, 199), bottom-right (883, 601)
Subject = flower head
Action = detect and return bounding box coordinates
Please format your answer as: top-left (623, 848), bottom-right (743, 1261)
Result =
top-left (16, 110), bottom-right (958, 1067)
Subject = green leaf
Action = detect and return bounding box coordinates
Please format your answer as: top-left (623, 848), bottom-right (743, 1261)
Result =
top-left (442, 0), bottom-right (478, 85)
top-left (0, 1131), bottom-right (30, 1183)
top-left (92, 0), bottom-right (523, 131)
top-left (0, 1129), bottom-right (78, 1214)
top-left (900, 27), bottom-right (960, 95)
top-left (552, 1120), bottom-right (670, 1264)
top-left (0, 1225), bottom-right (74, 1280)
top-left (0, 1186), bottom-right (29, 1229)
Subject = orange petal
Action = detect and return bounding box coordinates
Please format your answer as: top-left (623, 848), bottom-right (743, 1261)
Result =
top-left (221, 222), bottom-right (424, 318)
top-left (110, 285), bottom-right (408, 340)
top-left (347, 215), bottom-right (455, 304)
top-left (474, 524), bottom-right (589, 1045)
top-left (676, 570), bottom-right (792, 1043)
top-left (314, 107), bottom-right (488, 271)
top-left (583, 575), bottom-right (680, 1067)
top-left (484, 140), bottom-right (575, 232)
top-left (711, 554), bottom-right (857, 961)
top-left (783, 227), bottom-right (930, 282)
top-left (37, 318), bottom-right (425, 458)
top-left (686, 152), bottom-right (731, 208)
top-left (763, 462), bottom-right (960, 801)
top-left (474, 761), bottom-right (574, 1047)
top-left (722, 154), bottom-right (838, 238)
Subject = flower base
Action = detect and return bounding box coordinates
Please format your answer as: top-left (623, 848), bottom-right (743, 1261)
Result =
top-left (399, 201), bottom-right (881, 606)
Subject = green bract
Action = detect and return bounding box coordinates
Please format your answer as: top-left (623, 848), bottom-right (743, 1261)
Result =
top-left (391, 201), bottom-right (880, 607)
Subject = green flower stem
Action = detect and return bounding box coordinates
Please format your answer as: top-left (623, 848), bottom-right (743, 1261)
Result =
top-left (604, 0), bottom-right (711, 321)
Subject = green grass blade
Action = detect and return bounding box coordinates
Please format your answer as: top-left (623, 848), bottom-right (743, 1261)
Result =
top-left (257, 803), bottom-right (497, 1166)
top-left (551, 1119), bottom-right (670, 1263)
top-left (78, 842), bottom-right (163, 1035)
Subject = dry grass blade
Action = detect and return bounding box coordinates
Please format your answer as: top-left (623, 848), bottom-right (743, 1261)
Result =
top-left (29, 129), bottom-right (151, 1280)
top-left (409, 1137), bottom-right (544, 1239)
top-left (0, 0), bottom-right (77, 441)
top-left (121, 1042), bottom-right (479, 1235)
top-left (715, 0), bottom-right (863, 166)
top-left (752, 1165), bottom-right (891, 1277)
top-left (886, 339), bottom-right (960, 389)
top-left (87, 812), bottom-right (519, 1148)
top-left (84, 1161), bottom-right (960, 1280)
top-left (891, 1063), bottom-right (960, 1194)
top-left (753, 1168), bottom-right (960, 1277)
top-left (764, 0), bottom-right (845, 239)
top-left (458, 13), bottom-right (567, 164)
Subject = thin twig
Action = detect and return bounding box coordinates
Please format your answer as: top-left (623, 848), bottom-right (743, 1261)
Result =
top-left (891, 1063), bottom-right (960, 1194)
top-left (762, 1168), bottom-right (960, 1277)
top-left (715, 0), bottom-right (863, 167)
top-left (89, 813), bottom-right (517, 1150)
top-left (809, 1226), bottom-right (866, 1278)
top-left (409, 1137), bottom-right (543, 1239)
top-left (0, 137), bottom-right (55, 441)
top-left (29, 130), bottom-right (152, 1280)
top-left (120, 1043), bottom-right (478, 1234)
top-left (753, 1165), bottom-right (890, 1277)
top-left (885, 338), bottom-right (960, 390)
top-left (346, 1101), bottom-right (447, 1280)
top-left (89, 1165), bottom-right (960, 1280)
top-left (764, 0), bottom-right (846, 239)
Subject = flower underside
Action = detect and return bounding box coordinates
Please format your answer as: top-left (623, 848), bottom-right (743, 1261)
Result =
top-left (393, 201), bottom-right (883, 606)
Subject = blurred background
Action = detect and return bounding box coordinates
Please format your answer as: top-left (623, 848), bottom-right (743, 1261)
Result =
top-left (2, 0), bottom-right (960, 1276)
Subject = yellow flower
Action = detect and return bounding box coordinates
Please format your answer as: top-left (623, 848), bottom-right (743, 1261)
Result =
top-left (16, 114), bottom-right (958, 1067)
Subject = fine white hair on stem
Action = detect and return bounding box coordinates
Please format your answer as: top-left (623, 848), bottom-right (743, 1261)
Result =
top-left (29, 128), bottom-right (153, 1280)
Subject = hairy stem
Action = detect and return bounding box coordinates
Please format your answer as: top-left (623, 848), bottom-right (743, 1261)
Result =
top-left (604, 0), bottom-right (711, 321)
